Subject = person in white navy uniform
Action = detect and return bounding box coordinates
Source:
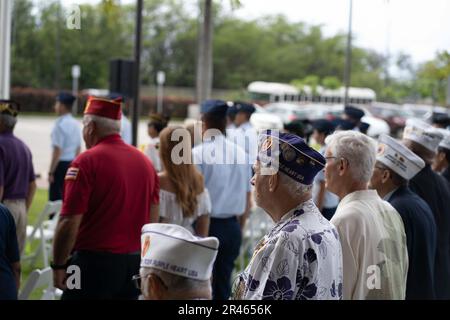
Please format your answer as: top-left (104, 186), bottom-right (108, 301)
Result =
top-left (48, 92), bottom-right (81, 201)
top-left (108, 92), bottom-right (132, 145)
top-left (192, 100), bottom-right (252, 300)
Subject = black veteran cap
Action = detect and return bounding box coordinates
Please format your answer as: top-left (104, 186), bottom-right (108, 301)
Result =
top-left (312, 119), bottom-right (335, 135)
top-left (0, 100), bottom-right (20, 117)
top-left (344, 105), bottom-right (365, 121)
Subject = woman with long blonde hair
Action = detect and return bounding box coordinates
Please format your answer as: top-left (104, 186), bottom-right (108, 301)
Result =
top-left (158, 126), bottom-right (211, 236)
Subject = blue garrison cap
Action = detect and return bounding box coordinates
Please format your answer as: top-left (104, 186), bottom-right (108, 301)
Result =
top-left (227, 102), bottom-right (238, 117)
top-left (234, 101), bottom-right (256, 115)
top-left (344, 105), bottom-right (365, 120)
top-left (201, 100), bottom-right (228, 117)
top-left (257, 130), bottom-right (325, 185)
top-left (312, 119), bottom-right (335, 135)
top-left (56, 92), bottom-right (76, 106)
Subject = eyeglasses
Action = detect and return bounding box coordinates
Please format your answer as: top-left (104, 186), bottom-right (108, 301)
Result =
top-left (132, 274), bottom-right (150, 290)
top-left (131, 273), bottom-right (168, 291)
top-left (325, 156), bottom-right (337, 162)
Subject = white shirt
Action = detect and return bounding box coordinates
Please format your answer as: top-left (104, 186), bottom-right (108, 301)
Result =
top-left (232, 199), bottom-right (343, 300)
top-left (50, 114), bottom-right (81, 161)
top-left (226, 122), bottom-right (258, 166)
top-left (159, 188), bottom-right (211, 234)
top-left (331, 190), bottom-right (408, 300)
top-left (192, 134), bottom-right (252, 218)
top-left (120, 115), bottom-right (132, 145)
top-left (144, 137), bottom-right (162, 172)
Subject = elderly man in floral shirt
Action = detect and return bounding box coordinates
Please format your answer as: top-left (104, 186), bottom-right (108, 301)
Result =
top-left (232, 130), bottom-right (343, 300)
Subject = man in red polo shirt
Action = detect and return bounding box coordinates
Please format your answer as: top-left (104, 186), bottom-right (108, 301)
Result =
top-left (52, 96), bottom-right (159, 300)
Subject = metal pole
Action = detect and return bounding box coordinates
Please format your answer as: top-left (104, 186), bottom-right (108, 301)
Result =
top-left (132, 0), bottom-right (143, 147)
top-left (0, 0), bottom-right (13, 99)
top-left (157, 84), bottom-right (163, 114)
top-left (344, 0), bottom-right (353, 106)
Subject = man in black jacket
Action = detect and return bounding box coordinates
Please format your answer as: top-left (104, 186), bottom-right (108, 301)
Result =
top-left (370, 134), bottom-right (437, 299)
top-left (402, 119), bottom-right (450, 299)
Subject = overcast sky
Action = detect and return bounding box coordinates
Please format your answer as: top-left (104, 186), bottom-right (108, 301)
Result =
top-left (59, 0), bottom-right (450, 65)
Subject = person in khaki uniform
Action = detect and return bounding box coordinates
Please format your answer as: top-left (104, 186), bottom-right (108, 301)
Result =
top-left (0, 100), bottom-right (36, 254)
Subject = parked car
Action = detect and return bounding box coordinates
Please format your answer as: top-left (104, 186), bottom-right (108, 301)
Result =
top-left (250, 105), bottom-right (284, 131)
top-left (368, 103), bottom-right (415, 137)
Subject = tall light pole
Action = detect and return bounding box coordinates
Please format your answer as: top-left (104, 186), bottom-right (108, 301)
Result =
top-left (344, 0), bottom-right (353, 106)
top-left (132, 0), bottom-right (143, 147)
top-left (156, 71), bottom-right (165, 114)
top-left (71, 65), bottom-right (80, 115)
top-left (0, 0), bottom-right (13, 99)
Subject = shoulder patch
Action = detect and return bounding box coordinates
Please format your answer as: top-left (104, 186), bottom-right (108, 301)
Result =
top-left (65, 167), bottom-right (79, 180)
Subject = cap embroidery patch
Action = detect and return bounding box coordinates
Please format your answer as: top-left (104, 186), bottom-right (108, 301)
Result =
top-left (142, 235), bottom-right (151, 257)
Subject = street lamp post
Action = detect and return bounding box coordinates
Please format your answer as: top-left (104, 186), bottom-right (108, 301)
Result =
top-left (0, 0), bottom-right (13, 99)
top-left (344, 0), bottom-right (353, 106)
top-left (71, 65), bottom-right (81, 115)
top-left (156, 71), bottom-right (165, 114)
top-left (132, 0), bottom-right (143, 147)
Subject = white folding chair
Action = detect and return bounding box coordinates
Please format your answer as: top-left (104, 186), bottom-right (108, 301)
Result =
top-left (23, 200), bottom-right (62, 268)
top-left (18, 267), bottom-right (62, 300)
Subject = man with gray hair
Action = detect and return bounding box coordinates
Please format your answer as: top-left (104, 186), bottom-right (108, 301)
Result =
top-left (52, 96), bottom-right (160, 299)
top-left (0, 100), bottom-right (36, 254)
top-left (325, 131), bottom-right (408, 300)
top-left (137, 223), bottom-right (219, 300)
top-left (232, 131), bottom-right (343, 300)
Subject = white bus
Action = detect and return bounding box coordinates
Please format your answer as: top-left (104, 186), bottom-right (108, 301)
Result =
top-left (248, 81), bottom-right (376, 105)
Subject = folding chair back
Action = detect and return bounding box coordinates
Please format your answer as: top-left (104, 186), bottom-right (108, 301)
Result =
top-left (18, 267), bottom-right (57, 300)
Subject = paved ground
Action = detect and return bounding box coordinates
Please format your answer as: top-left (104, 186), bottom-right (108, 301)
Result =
top-left (14, 115), bottom-right (173, 189)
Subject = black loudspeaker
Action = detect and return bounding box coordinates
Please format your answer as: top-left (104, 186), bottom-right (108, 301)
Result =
top-left (109, 59), bottom-right (136, 98)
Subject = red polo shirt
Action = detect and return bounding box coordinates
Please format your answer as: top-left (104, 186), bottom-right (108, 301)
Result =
top-left (61, 134), bottom-right (159, 254)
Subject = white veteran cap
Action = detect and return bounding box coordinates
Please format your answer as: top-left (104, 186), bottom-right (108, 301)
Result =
top-left (377, 134), bottom-right (425, 180)
top-left (403, 119), bottom-right (444, 152)
top-left (140, 224), bottom-right (219, 281)
top-left (438, 129), bottom-right (450, 150)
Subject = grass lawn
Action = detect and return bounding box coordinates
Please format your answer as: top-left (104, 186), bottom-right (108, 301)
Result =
top-left (20, 188), bottom-right (50, 299)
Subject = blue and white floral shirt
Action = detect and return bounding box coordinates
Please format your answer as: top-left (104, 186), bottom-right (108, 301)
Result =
top-left (232, 199), bottom-right (343, 300)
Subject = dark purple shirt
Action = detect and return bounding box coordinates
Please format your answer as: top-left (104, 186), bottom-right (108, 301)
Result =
top-left (0, 132), bottom-right (35, 200)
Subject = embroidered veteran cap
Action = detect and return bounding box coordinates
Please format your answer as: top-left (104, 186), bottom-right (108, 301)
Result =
top-left (377, 134), bottom-right (425, 180)
top-left (403, 119), bottom-right (444, 152)
top-left (83, 96), bottom-right (122, 120)
top-left (0, 100), bottom-right (20, 117)
top-left (140, 224), bottom-right (219, 281)
top-left (257, 130), bottom-right (325, 185)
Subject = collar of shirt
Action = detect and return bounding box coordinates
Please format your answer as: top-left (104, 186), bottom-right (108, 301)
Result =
top-left (383, 187), bottom-right (399, 201)
top-left (339, 189), bottom-right (379, 207)
top-left (0, 131), bottom-right (14, 137)
top-left (270, 199), bottom-right (315, 234)
top-left (203, 132), bottom-right (225, 143)
top-left (238, 122), bottom-right (252, 131)
top-left (95, 133), bottom-right (123, 146)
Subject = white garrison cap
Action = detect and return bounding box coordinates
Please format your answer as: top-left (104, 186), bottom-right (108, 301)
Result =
top-left (140, 224), bottom-right (219, 281)
top-left (377, 134), bottom-right (425, 180)
top-left (438, 129), bottom-right (450, 150)
top-left (403, 119), bottom-right (444, 152)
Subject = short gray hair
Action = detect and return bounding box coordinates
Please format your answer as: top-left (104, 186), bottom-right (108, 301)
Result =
top-left (141, 267), bottom-right (211, 293)
top-left (83, 114), bottom-right (121, 133)
top-left (325, 130), bottom-right (377, 183)
top-left (0, 114), bottom-right (17, 131)
top-left (278, 171), bottom-right (313, 197)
